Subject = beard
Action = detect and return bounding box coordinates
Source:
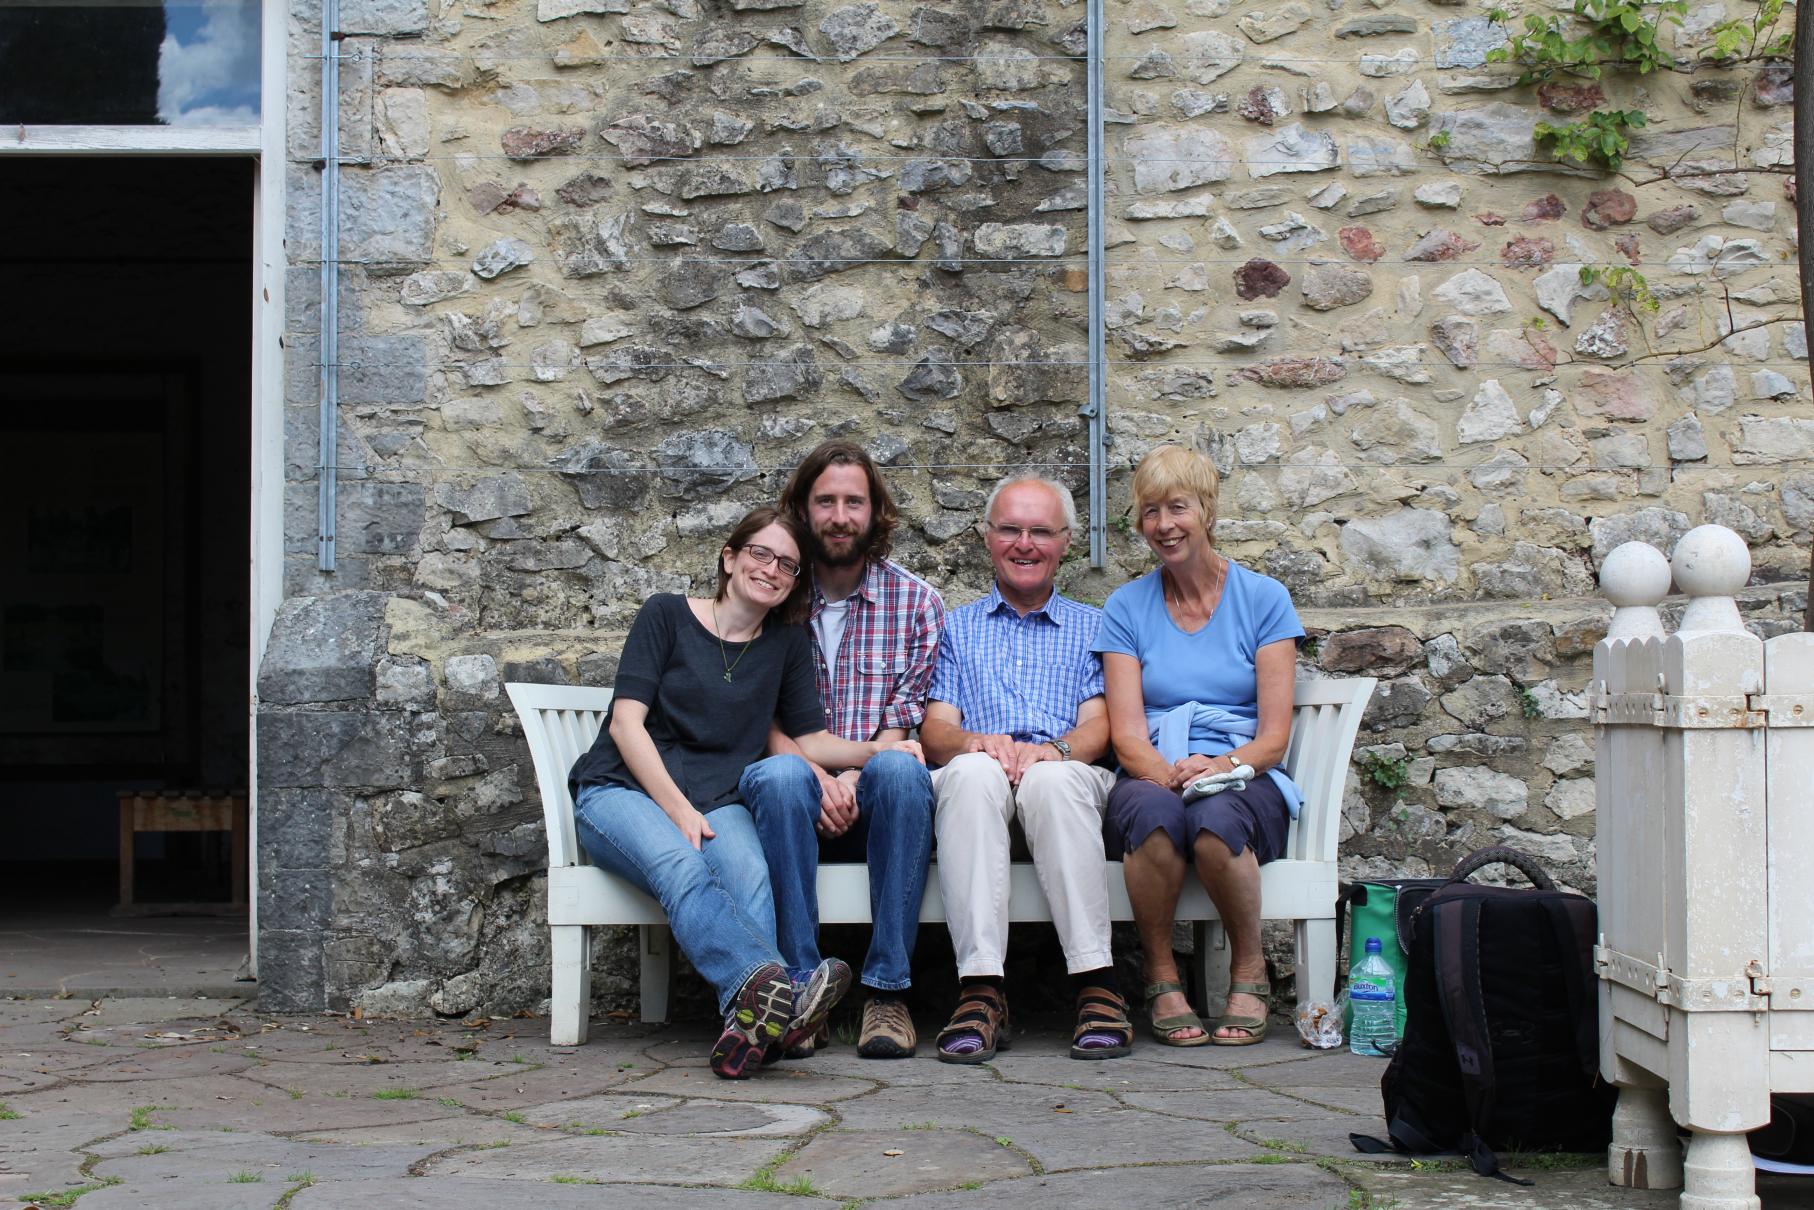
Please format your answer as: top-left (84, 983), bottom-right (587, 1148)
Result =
top-left (811, 524), bottom-right (874, 569)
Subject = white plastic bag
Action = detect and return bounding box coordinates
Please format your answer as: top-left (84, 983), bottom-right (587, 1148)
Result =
top-left (1295, 994), bottom-right (1344, 1049)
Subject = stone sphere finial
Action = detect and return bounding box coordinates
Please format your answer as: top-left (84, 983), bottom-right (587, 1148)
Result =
top-left (1672, 524), bottom-right (1750, 635)
top-left (1601, 542), bottom-right (1671, 608)
top-left (1601, 541), bottom-right (1670, 641)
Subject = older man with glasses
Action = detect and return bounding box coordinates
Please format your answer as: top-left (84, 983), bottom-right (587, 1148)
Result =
top-left (918, 476), bottom-right (1133, 1064)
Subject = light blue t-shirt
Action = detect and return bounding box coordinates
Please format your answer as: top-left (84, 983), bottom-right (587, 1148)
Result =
top-left (1093, 561), bottom-right (1306, 812)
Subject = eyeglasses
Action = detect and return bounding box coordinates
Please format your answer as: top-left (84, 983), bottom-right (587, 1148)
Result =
top-left (983, 523), bottom-right (1070, 546)
top-left (740, 543), bottom-right (802, 578)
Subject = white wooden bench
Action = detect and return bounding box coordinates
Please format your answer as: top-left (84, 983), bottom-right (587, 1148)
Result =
top-left (508, 677), bottom-right (1376, 1045)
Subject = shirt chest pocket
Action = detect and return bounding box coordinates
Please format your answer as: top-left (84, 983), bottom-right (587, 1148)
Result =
top-left (855, 657), bottom-right (900, 680)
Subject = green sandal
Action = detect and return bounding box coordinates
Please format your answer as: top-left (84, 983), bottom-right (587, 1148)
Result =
top-left (1144, 980), bottom-right (1211, 1047)
top-left (1211, 980), bottom-right (1271, 1046)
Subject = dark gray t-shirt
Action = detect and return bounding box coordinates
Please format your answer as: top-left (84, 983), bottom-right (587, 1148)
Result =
top-left (568, 594), bottom-right (824, 811)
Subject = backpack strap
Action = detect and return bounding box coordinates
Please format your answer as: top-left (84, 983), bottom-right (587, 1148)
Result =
top-left (1542, 896), bottom-right (1601, 1077)
top-left (1335, 882), bottom-right (1369, 978)
top-left (1431, 896), bottom-right (1532, 1186)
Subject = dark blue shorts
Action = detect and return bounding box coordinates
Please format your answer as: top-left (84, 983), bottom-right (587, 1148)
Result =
top-left (1104, 774), bottom-right (1291, 864)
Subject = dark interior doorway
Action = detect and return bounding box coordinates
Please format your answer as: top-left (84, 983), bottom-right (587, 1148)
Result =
top-left (0, 158), bottom-right (252, 925)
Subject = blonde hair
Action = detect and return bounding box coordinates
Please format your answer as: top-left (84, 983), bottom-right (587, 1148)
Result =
top-left (1131, 444), bottom-right (1220, 532)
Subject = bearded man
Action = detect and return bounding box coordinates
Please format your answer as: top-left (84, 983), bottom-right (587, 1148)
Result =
top-left (740, 440), bottom-right (944, 1058)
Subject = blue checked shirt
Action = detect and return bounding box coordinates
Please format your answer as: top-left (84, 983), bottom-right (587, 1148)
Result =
top-left (926, 586), bottom-right (1106, 745)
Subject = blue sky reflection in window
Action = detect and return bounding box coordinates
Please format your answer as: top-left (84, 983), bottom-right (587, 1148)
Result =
top-left (160, 1), bottom-right (261, 126)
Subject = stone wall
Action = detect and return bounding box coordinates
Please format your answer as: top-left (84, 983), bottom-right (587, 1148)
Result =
top-left (263, 0), bottom-right (1810, 1014)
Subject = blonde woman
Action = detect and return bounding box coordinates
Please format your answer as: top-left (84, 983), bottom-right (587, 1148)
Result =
top-left (1093, 446), bottom-right (1305, 1046)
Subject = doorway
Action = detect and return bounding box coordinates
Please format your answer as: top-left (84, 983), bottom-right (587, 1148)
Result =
top-left (0, 158), bottom-right (252, 992)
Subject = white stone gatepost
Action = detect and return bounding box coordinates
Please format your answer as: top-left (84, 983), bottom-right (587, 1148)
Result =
top-left (1594, 525), bottom-right (1814, 1210)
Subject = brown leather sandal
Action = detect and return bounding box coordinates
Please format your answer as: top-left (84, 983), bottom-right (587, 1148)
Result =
top-left (1070, 985), bottom-right (1135, 1060)
top-left (935, 983), bottom-right (1010, 1065)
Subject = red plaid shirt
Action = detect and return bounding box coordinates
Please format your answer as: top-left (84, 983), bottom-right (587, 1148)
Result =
top-left (808, 558), bottom-right (945, 742)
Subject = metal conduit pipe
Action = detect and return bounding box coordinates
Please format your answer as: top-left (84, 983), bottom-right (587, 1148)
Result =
top-left (318, 0), bottom-right (340, 572)
top-left (1084, 0), bottom-right (1108, 568)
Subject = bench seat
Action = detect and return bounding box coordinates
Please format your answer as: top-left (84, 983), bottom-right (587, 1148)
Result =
top-left (510, 676), bottom-right (1374, 1046)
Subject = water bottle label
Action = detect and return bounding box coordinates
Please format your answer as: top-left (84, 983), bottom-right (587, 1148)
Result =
top-left (1350, 984), bottom-right (1393, 1002)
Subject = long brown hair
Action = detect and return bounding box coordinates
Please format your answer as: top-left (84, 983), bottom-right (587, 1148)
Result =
top-left (778, 439), bottom-right (899, 565)
top-left (715, 506), bottom-right (812, 624)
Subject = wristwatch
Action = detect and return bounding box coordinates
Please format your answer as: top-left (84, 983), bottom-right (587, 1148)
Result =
top-left (1047, 738), bottom-right (1072, 760)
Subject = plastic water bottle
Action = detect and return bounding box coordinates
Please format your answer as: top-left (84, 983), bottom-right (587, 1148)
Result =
top-left (1348, 936), bottom-right (1397, 1057)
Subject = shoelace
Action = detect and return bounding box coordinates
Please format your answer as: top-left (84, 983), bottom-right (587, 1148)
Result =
top-left (867, 999), bottom-right (911, 1038)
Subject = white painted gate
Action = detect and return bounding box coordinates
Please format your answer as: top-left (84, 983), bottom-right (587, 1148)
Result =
top-left (1593, 525), bottom-right (1814, 1210)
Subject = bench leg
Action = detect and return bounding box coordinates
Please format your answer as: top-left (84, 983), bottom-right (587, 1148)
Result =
top-left (639, 923), bottom-right (672, 1025)
top-left (1296, 916), bottom-right (1337, 1009)
top-left (1192, 921), bottom-right (1230, 1015)
top-left (550, 925), bottom-right (592, 1046)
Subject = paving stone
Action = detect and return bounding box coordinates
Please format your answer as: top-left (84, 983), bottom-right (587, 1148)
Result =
top-left (289, 1177), bottom-right (805, 1207)
top-left (426, 1062), bottom-right (643, 1109)
top-left (296, 1115), bottom-right (549, 1147)
top-left (1118, 1087), bottom-right (1318, 1119)
top-left (774, 1128), bottom-right (1030, 1197)
top-left (620, 1064), bottom-right (878, 1102)
top-left (833, 1080), bottom-right (1266, 1170)
top-left (1228, 1112), bottom-right (1396, 1158)
top-left (79, 1183), bottom-right (278, 1210)
top-left (91, 1136), bottom-right (442, 1184)
top-left (235, 1057), bottom-right (524, 1098)
top-left (883, 1162), bottom-right (1353, 1207)
top-left (1359, 1163), bottom-right (1679, 1207)
top-left (1238, 1050), bottom-right (1397, 1089)
top-left (518, 1091), bottom-right (828, 1137)
top-left (975, 1050), bottom-right (1245, 1091)
top-left (423, 1132), bottom-right (791, 1185)
top-left (68, 1045), bottom-right (261, 1082)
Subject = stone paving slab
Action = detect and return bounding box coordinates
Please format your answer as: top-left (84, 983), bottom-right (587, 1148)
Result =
top-left (422, 1132), bottom-right (793, 1186)
top-left (233, 1056), bottom-right (528, 1099)
top-left (517, 1091), bottom-right (830, 1137)
top-left (286, 1176), bottom-right (808, 1208)
top-left (76, 1183), bottom-right (279, 1210)
top-left (90, 1135), bottom-right (442, 1185)
top-left (425, 1061), bottom-right (642, 1110)
top-left (293, 1116), bottom-right (553, 1148)
top-left (882, 1160), bottom-right (1356, 1208)
top-left (772, 1128), bottom-right (1033, 1198)
top-left (622, 1064), bottom-right (880, 1103)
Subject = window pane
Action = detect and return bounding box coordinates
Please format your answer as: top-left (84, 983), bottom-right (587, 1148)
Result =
top-left (0, 1), bottom-right (260, 126)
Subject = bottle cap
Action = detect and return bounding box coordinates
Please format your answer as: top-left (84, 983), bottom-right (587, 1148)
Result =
top-left (1364, 937), bottom-right (1382, 953)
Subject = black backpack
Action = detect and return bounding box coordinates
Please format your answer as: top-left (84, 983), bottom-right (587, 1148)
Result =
top-left (1351, 846), bottom-right (1616, 1183)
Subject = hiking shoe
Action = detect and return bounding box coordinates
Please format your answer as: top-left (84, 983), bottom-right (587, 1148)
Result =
top-left (856, 994), bottom-right (916, 1059)
top-left (778, 958), bottom-right (852, 1059)
top-left (711, 963), bottom-right (792, 1080)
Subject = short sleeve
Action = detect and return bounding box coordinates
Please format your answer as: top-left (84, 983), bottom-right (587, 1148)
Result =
top-left (1248, 573), bottom-right (1305, 649)
top-left (611, 595), bottom-right (677, 706)
top-left (926, 612), bottom-right (964, 711)
top-left (775, 626), bottom-right (825, 738)
top-left (1091, 582), bottom-right (1143, 659)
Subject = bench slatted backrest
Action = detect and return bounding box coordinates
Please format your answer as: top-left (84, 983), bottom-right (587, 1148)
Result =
top-left (508, 676), bottom-right (1373, 870)
top-left (1280, 677), bottom-right (1376, 864)
top-left (506, 682), bottom-right (615, 869)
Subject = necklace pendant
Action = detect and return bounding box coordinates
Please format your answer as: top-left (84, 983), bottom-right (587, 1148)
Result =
top-left (722, 671), bottom-right (733, 683)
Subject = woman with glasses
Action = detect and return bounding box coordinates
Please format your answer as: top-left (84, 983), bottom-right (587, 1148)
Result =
top-left (568, 506), bottom-right (916, 1078)
top-left (1094, 446), bottom-right (1306, 1047)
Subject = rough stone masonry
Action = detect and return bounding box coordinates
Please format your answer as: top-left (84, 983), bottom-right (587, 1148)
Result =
top-left (259, 0), bottom-right (1809, 1015)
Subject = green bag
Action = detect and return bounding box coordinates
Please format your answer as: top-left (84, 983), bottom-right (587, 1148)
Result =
top-left (1336, 877), bottom-right (1445, 1038)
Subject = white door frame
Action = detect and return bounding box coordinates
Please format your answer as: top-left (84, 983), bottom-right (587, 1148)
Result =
top-left (0, 0), bottom-right (288, 979)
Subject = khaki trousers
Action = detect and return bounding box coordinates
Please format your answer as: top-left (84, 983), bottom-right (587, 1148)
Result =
top-left (930, 752), bottom-right (1117, 977)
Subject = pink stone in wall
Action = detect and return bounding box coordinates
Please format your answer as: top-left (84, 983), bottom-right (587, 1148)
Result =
top-left (501, 125), bottom-right (587, 160)
top-left (1615, 233), bottom-right (1641, 265)
top-left (1536, 81), bottom-right (1606, 113)
top-left (1501, 236), bottom-right (1554, 268)
top-left (1476, 212), bottom-right (1506, 226)
top-left (1576, 365), bottom-right (1656, 421)
top-left (1581, 189), bottom-right (1637, 230)
top-left (1339, 226), bottom-right (1385, 262)
top-left (1239, 356), bottom-right (1348, 387)
top-left (1521, 193), bottom-right (1566, 222)
top-left (1403, 228), bottom-right (1480, 262)
top-left (1234, 258), bottom-right (1292, 299)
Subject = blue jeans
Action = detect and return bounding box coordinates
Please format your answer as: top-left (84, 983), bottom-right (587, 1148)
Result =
top-left (574, 782), bottom-right (782, 1018)
top-left (741, 751), bottom-right (934, 992)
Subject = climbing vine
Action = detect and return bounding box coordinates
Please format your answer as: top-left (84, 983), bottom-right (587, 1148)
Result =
top-left (1483, 0), bottom-right (1791, 174)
